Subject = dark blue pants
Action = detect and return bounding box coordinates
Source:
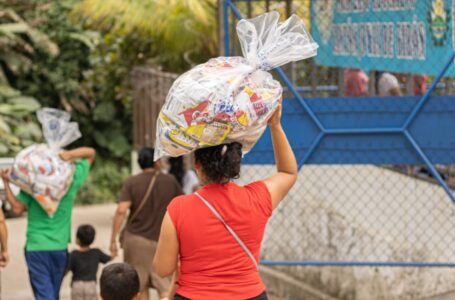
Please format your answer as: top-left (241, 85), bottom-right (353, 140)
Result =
top-left (25, 250), bottom-right (68, 300)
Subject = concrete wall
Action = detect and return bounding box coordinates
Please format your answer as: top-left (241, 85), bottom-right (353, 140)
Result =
top-left (238, 165), bottom-right (455, 300)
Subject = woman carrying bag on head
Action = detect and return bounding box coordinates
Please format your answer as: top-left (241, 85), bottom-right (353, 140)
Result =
top-left (153, 103), bottom-right (297, 299)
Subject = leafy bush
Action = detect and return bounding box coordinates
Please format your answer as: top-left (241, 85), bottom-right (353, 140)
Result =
top-left (2, 1), bottom-right (132, 163)
top-left (0, 96), bottom-right (42, 154)
top-left (72, 0), bottom-right (217, 72)
top-left (76, 159), bottom-right (130, 205)
top-left (0, 7), bottom-right (55, 155)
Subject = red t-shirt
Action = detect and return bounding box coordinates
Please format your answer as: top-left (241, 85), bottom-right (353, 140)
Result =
top-left (167, 181), bottom-right (272, 299)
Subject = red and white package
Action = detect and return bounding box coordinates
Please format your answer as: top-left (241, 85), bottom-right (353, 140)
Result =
top-left (155, 12), bottom-right (318, 159)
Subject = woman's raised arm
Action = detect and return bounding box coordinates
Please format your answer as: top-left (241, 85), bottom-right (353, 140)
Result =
top-left (263, 103), bottom-right (298, 210)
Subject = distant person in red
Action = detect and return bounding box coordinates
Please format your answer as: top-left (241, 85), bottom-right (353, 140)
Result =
top-left (153, 103), bottom-right (297, 300)
top-left (413, 75), bottom-right (428, 96)
top-left (343, 68), bottom-right (369, 97)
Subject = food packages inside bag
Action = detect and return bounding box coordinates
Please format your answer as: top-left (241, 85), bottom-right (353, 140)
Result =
top-left (155, 12), bottom-right (318, 160)
top-left (9, 108), bottom-right (81, 217)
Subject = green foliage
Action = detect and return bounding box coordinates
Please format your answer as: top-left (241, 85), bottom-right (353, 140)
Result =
top-left (2, 1), bottom-right (132, 162)
top-left (0, 6), bottom-right (49, 155)
top-left (72, 31), bottom-right (138, 161)
top-left (76, 159), bottom-right (130, 205)
top-left (2, 0), bottom-right (219, 162)
top-left (72, 0), bottom-right (217, 72)
top-left (13, 1), bottom-right (94, 108)
top-left (0, 97), bottom-right (42, 154)
top-left (1, 0), bottom-right (220, 204)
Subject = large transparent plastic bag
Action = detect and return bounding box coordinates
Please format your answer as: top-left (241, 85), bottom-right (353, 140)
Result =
top-left (9, 108), bottom-right (81, 217)
top-left (155, 12), bottom-right (318, 160)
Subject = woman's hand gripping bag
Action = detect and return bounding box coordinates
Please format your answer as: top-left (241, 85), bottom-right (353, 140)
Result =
top-left (154, 12), bottom-right (318, 160)
top-left (9, 108), bottom-right (81, 217)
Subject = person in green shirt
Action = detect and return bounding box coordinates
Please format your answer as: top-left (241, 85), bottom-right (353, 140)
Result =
top-left (1, 147), bottom-right (95, 300)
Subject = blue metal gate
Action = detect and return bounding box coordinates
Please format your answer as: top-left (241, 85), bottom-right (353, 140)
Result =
top-left (223, 0), bottom-right (455, 267)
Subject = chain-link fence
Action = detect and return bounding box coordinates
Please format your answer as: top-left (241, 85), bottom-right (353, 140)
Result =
top-left (223, 0), bottom-right (455, 267)
top-left (131, 1), bottom-right (455, 297)
top-left (237, 164), bottom-right (455, 298)
top-left (223, 0), bottom-right (455, 98)
top-left (222, 1), bottom-right (455, 298)
top-left (238, 165), bottom-right (455, 263)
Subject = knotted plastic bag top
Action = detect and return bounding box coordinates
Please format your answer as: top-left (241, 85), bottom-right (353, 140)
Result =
top-left (237, 11), bottom-right (318, 71)
top-left (154, 12), bottom-right (318, 160)
top-left (37, 108), bottom-right (82, 151)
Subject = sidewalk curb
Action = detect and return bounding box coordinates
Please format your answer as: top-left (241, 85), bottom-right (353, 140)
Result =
top-left (260, 266), bottom-right (339, 300)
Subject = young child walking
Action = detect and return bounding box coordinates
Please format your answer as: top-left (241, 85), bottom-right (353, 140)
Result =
top-left (68, 224), bottom-right (112, 300)
top-left (100, 263), bottom-right (140, 300)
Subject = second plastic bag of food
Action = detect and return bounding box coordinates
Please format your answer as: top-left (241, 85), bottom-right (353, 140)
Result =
top-left (155, 12), bottom-right (318, 160)
top-left (9, 108), bottom-right (81, 217)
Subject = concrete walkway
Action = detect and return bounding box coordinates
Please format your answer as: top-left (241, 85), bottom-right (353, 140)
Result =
top-left (2, 203), bottom-right (160, 300)
top-left (3, 202), bottom-right (453, 300)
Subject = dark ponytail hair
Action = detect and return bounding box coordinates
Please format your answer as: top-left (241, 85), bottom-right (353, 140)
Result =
top-left (169, 156), bottom-right (184, 187)
top-left (194, 142), bottom-right (242, 183)
top-left (138, 147), bottom-right (155, 170)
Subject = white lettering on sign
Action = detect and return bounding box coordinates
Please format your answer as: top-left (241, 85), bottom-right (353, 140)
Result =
top-left (373, 0), bottom-right (417, 11)
top-left (359, 23), bottom-right (382, 57)
top-left (396, 22), bottom-right (426, 60)
top-left (333, 22), bottom-right (359, 55)
top-left (336, 0), bottom-right (369, 13)
top-left (332, 21), bottom-right (426, 60)
top-left (383, 22), bottom-right (394, 57)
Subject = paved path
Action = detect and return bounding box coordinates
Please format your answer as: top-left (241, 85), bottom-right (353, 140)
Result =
top-left (2, 204), bottom-right (160, 300)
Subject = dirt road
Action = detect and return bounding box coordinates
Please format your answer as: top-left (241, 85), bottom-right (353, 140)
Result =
top-left (2, 203), bottom-right (160, 300)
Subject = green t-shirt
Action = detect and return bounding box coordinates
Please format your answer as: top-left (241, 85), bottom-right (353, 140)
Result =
top-left (17, 159), bottom-right (90, 251)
